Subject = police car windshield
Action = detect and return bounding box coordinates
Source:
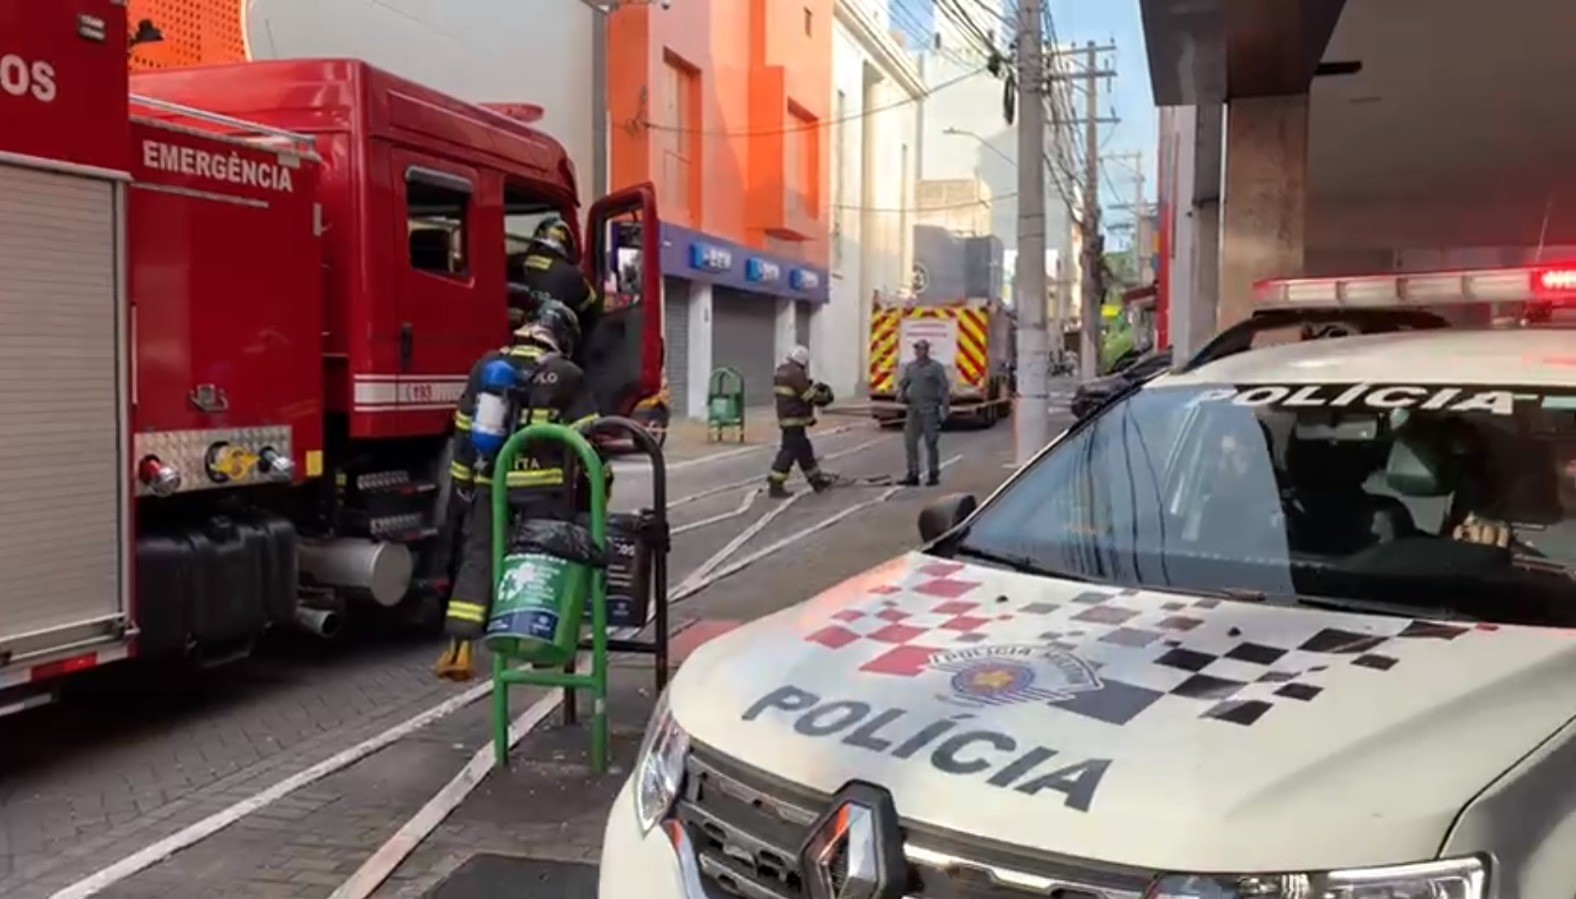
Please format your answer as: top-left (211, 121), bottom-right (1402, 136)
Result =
top-left (954, 382), bottom-right (1576, 627)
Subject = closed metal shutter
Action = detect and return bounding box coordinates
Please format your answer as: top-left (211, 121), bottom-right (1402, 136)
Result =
top-left (793, 302), bottom-right (812, 350)
top-left (0, 164), bottom-right (125, 653)
top-left (710, 290), bottom-right (778, 409)
top-left (662, 277), bottom-right (689, 417)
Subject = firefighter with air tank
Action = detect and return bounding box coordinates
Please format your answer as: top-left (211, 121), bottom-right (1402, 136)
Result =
top-left (433, 300), bottom-right (608, 680)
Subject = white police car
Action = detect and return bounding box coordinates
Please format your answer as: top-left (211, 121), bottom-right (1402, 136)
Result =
top-left (602, 265), bottom-right (1576, 899)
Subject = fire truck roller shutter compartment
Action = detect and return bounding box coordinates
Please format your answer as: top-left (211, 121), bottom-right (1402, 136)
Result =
top-left (0, 162), bottom-right (128, 666)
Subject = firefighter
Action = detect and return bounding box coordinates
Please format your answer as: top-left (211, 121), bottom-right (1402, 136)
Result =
top-left (434, 300), bottom-right (605, 681)
top-left (510, 217), bottom-right (601, 358)
top-left (766, 345), bottom-right (833, 498)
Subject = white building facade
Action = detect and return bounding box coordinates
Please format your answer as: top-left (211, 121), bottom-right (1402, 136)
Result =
top-left (242, 0), bottom-right (598, 203)
top-left (917, 17), bottom-right (1081, 335)
top-left (827, 0), bottom-right (926, 397)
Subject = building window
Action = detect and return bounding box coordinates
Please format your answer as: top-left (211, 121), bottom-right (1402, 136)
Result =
top-left (660, 50), bottom-right (702, 227)
top-left (832, 90), bottom-right (847, 272)
top-left (786, 104), bottom-right (818, 222)
top-left (406, 168), bottom-right (471, 277)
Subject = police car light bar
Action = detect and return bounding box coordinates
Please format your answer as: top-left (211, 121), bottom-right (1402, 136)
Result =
top-left (1253, 264), bottom-right (1576, 308)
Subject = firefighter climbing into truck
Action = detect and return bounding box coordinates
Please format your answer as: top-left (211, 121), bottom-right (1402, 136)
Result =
top-left (0, 1), bottom-right (663, 717)
top-left (508, 217), bottom-right (601, 346)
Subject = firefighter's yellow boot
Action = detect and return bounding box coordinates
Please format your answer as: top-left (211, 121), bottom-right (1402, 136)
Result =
top-left (434, 638), bottom-right (478, 681)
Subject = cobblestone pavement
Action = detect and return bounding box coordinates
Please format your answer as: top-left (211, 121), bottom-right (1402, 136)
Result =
top-left (0, 415), bottom-right (1041, 898)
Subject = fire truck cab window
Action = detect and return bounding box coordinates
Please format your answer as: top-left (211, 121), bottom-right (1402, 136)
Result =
top-left (406, 168), bottom-right (472, 277)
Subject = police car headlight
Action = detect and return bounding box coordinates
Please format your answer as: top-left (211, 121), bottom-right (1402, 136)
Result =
top-left (633, 690), bottom-right (690, 835)
top-left (1147, 857), bottom-right (1487, 899)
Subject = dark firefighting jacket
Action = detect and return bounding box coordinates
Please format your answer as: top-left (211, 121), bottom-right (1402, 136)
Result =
top-left (444, 341), bottom-right (604, 638)
top-left (513, 249), bottom-right (600, 356)
top-left (773, 360), bottom-right (818, 428)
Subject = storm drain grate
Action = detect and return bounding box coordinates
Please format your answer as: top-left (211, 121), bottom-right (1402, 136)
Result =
top-left (427, 854), bottom-right (598, 899)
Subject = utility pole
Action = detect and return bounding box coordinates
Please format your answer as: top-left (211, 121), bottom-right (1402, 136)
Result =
top-left (1012, 0), bottom-right (1051, 467)
top-left (1104, 151), bottom-right (1146, 283)
top-left (1078, 40), bottom-right (1103, 380)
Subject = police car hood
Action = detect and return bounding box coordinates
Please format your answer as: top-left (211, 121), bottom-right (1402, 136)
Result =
top-left (671, 553), bottom-right (1576, 872)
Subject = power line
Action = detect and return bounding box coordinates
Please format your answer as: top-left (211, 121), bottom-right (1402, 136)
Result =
top-left (641, 65), bottom-right (988, 137)
top-left (834, 192), bottom-right (1019, 214)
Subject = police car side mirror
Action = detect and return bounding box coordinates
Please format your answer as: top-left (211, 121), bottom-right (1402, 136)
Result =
top-left (918, 493), bottom-right (978, 543)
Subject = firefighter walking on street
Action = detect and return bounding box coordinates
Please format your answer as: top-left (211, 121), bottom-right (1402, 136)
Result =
top-left (899, 338), bottom-right (949, 486)
top-left (434, 300), bottom-right (606, 681)
top-left (767, 345), bottom-right (834, 498)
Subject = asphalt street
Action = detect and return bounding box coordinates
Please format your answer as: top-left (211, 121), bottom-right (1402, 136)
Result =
top-left (0, 414), bottom-right (1054, 899)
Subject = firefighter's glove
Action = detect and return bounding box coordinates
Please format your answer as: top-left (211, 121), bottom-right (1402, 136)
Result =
top-left (1452, 513), bottom-right (1511, 549)
top-left (434, 638), bottom-right (478, 681)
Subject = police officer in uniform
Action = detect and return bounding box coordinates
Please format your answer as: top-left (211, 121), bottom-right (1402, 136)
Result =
top-left (510, 217), bottom-right (601, 357)
top-left (766, 345), bottom-right (833, 498)
top-left (898, 338), bottom-right (949, 486)
top-left (434, 300), bottom-right (605, 680)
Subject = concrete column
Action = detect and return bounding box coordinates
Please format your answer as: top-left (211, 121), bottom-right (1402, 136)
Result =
top-left (1165, 104), bottom-right (1225, 362)
top-left (1219, 94), bottom-right (1308, 329)
top-left (774, 298), bottom-right (796, 362)
top-left (685, 281), bottom-right (713, 420)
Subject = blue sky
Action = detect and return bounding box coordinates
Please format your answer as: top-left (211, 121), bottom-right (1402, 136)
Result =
top-left (893, 0), bottom-right (1157, 242)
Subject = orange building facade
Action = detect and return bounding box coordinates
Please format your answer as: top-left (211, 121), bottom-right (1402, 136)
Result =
top-left (608, 0), bottom-right (833, 417)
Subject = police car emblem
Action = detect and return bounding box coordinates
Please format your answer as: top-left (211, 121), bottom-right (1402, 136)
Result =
top-left (798, 782), bottom-right (905, 899)
top-left (931, 645), bottom-right (1103, 708)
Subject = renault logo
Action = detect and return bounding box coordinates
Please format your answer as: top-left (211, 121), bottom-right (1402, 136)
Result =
top-left (798, 782), bottom-right (907, 899)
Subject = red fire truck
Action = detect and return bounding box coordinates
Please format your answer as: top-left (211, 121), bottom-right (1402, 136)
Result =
top-left (0, 1), bottom-right (662, 716)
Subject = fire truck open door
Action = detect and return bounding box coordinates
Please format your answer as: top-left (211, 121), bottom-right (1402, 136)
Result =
top-left (583, 184), bottom-right (662, 416)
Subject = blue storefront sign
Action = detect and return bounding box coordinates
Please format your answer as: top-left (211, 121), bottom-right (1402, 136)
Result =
top-left (789, 269), bottom-right (820, 291)
top-left (688, 241), bottom-right (734, 274)
top-left (660, 222), bottom-right (829, 303)
top-left (745, 258), bottom-right (782, 284)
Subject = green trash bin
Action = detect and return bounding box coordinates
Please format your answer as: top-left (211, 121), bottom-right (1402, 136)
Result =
top-left (485, 520), bottom-right (599, 667)
top-left (707, 366), bottom-right (746, 442)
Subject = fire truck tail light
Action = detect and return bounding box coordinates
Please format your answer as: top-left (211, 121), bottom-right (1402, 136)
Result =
top-left (31, 652), bottom-right (100, 682)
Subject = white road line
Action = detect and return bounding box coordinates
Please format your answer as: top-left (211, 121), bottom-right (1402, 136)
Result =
top-left (326, 691), bottom-right (563, 899)
top-left (670, 453), bottom-right (965, 602)
top-left (49, 679), bottom-right (499, 898)
top-left (667, 434), bottom-right (890, 510)
top-left (672, 488), bottom-right (759, 537)
top-left (674, 493), bottom-right (803, 594)
top-left (610, 422), bottom-right (867, 476)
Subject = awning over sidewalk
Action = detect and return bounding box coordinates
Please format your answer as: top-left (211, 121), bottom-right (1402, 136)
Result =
top-left (1140, 0), bottom-right (1346, 104)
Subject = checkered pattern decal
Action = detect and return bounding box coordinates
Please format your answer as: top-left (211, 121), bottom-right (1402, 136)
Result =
top-left (803, 562), bottom-right (1498, 728)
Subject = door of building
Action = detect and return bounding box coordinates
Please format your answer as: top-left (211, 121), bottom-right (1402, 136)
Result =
top-left (710, 290), bottom-right (778, 410)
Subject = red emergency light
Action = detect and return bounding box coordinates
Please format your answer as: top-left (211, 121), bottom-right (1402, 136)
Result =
top-left (1534, 266), bottom-right (1576, 294)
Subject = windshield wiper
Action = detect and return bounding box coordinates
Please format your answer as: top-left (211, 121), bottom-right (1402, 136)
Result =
top-left (1175, 585), bottom-right (1480, 622)
top-left (945, 544), bottom-right (1098, 583)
